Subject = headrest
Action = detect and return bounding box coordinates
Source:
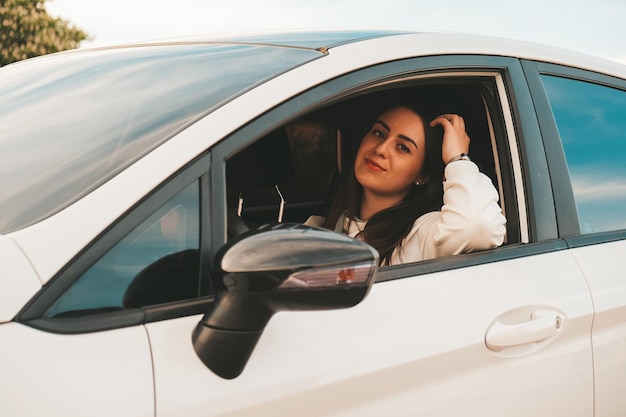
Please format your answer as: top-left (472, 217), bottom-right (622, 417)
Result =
top-left (226, 127), bottom-right (294, 187)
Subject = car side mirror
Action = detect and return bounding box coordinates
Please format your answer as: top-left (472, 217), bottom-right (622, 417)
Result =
top-left (192, 223), bottom-right (378, 379)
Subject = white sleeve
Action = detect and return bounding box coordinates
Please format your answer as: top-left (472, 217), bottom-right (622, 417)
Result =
top-left (401, 160), bottom-right (507, 262)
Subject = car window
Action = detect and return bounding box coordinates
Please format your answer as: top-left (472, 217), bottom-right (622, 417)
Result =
top-left (541, 75), bottom-right (626, 233)
top-left (223, 78), bottom-right (514, 266)
top-left (43, 180), bottom-right (200, 318)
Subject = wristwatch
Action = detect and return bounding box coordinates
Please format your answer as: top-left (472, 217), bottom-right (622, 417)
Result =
top-left (446, 153), bottom-right (470, 165)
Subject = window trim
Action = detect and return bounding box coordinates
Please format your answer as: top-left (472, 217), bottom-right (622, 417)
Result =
top-left (565, 229), bottom-right (626, 249)
top-left (377, 239), bottom-right (568, 282)
top-left (521, 60), bottom-right (580, 238)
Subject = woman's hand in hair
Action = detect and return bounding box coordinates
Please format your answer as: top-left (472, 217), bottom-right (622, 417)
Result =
top-left (430, 114), bottom-right (471, 164)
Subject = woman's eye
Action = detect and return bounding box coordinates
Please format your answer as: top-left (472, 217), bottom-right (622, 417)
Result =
top-left (373, 129), bottom-right (385, 138)
top-left (398, 143), bottom-right (410, 153)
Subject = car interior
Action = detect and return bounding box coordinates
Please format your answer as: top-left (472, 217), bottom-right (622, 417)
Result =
top-left (224, 79), bottom-right (517, 245)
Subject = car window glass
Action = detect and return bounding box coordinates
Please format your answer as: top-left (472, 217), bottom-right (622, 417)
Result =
top-left (541, 75), bottom-right (626, 233)
top-left (44, 180), bottom-right (200, 318)
top-left (0, 43), bottom-right (321, 234)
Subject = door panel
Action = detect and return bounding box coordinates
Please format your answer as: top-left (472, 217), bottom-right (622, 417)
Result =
top-left (148, 250), bottom-right (593, 416)
top-left (0, 323), bottom-right (154, 417)
top-left (571, 240), bottom-right (626, 417)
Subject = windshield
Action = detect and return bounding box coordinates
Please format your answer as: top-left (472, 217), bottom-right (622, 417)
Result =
top-left (0, 43), bottom-right (321, 233)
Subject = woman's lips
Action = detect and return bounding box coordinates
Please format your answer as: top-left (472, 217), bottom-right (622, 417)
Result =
top-left (365, 158), bottom-right (386, 171)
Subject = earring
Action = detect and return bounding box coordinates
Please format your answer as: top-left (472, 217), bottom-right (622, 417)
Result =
top-left (414, 179), bottom-right (422, 185)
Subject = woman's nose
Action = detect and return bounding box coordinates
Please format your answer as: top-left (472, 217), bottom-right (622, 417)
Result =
top-left (374, 138), bottom-right (391, 156)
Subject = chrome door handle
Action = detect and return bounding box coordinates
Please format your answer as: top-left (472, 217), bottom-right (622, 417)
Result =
top-left (486, 310), bottom-right (563, 352)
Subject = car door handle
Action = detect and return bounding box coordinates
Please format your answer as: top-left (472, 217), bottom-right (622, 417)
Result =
top-left (485, 310), bottom-right (563, 352)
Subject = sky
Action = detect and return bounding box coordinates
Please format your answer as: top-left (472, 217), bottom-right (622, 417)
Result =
top-left (46, 0), bottom-right (626, 65)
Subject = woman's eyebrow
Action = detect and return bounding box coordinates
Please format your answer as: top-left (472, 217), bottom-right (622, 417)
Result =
top-left (398, 134), bottom-right (418, 149)
top-left (375, 120), bottom-right (390, 131)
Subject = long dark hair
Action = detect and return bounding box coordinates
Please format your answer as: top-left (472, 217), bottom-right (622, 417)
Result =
top-left (322, 104), bottom-right (445, 265)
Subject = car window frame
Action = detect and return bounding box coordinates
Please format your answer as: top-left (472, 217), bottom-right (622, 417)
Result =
top-left (18, 153), bottom-right (214, 334)
top-left (211, 54), bottom-right (561, 283)
top-left (522, 59), bottom-right (626, 247)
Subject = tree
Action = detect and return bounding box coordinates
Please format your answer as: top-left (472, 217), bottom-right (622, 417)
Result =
top-left (0, 0), bottom-right (89, 66)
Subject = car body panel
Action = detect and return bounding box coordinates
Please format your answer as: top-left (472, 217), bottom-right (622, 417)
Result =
top-left (571, 240), bottom-right (626, 416)
top-left (0, 322), bottom-right (154, 417)
top-left (0, 236), bottom-right (41, 321)
top-left (148, 250), bottom-right (593, 416)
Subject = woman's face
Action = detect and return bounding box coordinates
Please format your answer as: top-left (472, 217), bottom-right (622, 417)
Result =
top-left (354, 106), bottom-right (427, 199)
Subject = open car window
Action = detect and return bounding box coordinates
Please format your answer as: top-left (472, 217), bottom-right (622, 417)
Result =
top-left (224, 76), bottom-right (519, 267)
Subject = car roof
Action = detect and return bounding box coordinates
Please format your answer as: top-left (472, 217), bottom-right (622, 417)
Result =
top-left (79, 28), bottom-right (625, 79)
top-left (61, 29), bottom-right (415, 54)
top-left (170, 28), bottom-right (417, 49)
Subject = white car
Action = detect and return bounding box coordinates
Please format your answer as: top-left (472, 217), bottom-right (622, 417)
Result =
top-left (1, 29), bottom-right (626, 417)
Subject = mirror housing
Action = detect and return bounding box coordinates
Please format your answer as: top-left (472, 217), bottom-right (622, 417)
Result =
top-left (193, 223), bottom-right (378, 379)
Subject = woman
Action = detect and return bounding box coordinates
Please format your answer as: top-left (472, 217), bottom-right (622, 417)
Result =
top-left (305, 104), bottom-right (506, 266)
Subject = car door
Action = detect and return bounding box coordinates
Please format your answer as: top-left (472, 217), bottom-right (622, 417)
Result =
top-left (146, 55), bottom-right (595, 416)
top-left (524, 60), bottom-right (626, 417)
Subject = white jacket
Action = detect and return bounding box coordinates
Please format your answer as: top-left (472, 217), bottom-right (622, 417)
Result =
top-left (305, 160), bottom-right (507, 265)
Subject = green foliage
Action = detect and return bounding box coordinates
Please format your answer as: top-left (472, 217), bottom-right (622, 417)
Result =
top-left (0, 0), bottom-right (89, 66)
